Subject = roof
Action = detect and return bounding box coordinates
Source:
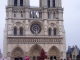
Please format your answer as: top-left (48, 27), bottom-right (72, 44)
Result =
top-left (67, 46), bottom-right (80, 54)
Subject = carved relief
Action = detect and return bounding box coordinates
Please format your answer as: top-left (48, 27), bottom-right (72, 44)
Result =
top-left (16, 22), bottom-right (21, 26)
top-left (50, 23), bottom-right (54, 27)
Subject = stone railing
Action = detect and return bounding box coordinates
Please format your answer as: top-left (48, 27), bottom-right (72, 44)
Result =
top-left (7, 36), bottom-right (63, 44)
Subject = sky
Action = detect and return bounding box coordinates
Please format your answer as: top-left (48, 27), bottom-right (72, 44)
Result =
top-left (0, 0), bottom-right (80, 53)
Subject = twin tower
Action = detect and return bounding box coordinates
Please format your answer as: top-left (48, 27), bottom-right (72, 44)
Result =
top-left (7, 0), bottom-right (62, 7)
top-left (3, 0), bottom-right (66, 60)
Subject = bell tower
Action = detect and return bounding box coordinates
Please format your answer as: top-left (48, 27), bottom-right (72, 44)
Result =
top-left (7, 0), bottom-right (30, 7)
top-left (40, 0), bottom-right (62, 8)
top-left (3, 0), bottom-right (30, 58)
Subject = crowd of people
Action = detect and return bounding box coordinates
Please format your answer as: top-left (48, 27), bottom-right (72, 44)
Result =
top-left (15, 56), bottom-right (29, 60)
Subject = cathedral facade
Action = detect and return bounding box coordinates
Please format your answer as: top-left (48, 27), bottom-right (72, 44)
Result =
top-left (3, 0), bottom-right (66, 60)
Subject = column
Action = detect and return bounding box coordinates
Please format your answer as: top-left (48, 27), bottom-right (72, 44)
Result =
top-left (34, 11), bottom-right (36, 18)
top-left (9, 10), bottom-right (12, 18)
top-left (11, 0), bottom-right (14, 6)
top-left (50, 0), bottom-right (52, 7)
top-left (56, 0), bottom-right (58, 7)
top-left (39, 11), bottom-right (42, 18)
top-left (51, 12), bottom-right (53, 19)
top-left (44, 20), bottom-right (48, 35)
top-left (43, 9), bottom-right (47, 19)
top-left (25, 9), bottom-right (30, 19)
top-left (25, 9), bottom-right (29, 35)
top-left (52, 29), bottom-right (53, 36)
top-left (25, 20), bottom-right (29, 35)
top-left (31, 11), bottom-right (34, 18)
top-left (44, 0), bottom-right (47, 8)
top-left (58, 10), bottom-right (63, 20)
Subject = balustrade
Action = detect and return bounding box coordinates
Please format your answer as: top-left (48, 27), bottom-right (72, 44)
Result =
top-left (7, 37), bottom-right (63, 44)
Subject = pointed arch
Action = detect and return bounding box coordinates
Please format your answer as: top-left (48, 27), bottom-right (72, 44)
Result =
top-left (48, 28), bottom-right (52, 36)
top-left (14, 27), bottom-right (17, 36)
top-left (28, 44), bottom-right (43, 56)
top-left (11, 46), bottom-right (24, 60)
top-left (12, 22), bottom-right (25, 36)
top-left (48, 46), bottom-right (60, 59)
top-left (19, 27), bottom-right (23, 36)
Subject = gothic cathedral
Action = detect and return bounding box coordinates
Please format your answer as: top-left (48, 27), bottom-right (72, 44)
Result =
top-left (3, 0), bottom-right (66, 60)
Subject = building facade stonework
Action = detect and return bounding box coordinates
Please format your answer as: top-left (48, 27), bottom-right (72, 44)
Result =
top-left (3, 0), bottom-right (66, 60)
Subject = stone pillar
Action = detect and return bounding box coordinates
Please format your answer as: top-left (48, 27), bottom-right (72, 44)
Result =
top-left (50, 0), bottom-right (52, 7)
top-left (9, 9), bottom-right (12, 18)
top-left (56, 0), bottom-right (58, 7)
top-left (40, 0), bottom-right (47, 8)
top-left (52, 29), bottom-right (53, 35)
top-left (51, 12), bottom-right (53, 19)
top-left (11, 0), bottom-right (14, 6)
top-left (25, 20), bottom-right (29, 35)
top-left (34, 11), bottom-right (36, 18)
top-left (25, 9), bottom-right (30, 19)
top-left (58, 10), bottom-right (63, 20)
top-left (44, 20), bottom-right (48, 35)
top-left (43, 9), bottom-right (47, 19)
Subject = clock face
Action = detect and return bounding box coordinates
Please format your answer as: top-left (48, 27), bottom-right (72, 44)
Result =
top-left (30, 23), bottom-right (41, 34)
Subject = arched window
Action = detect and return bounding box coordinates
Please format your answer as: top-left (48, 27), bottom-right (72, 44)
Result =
top-left (47, 0), bottom-right (50, 8)
top-left (14, 27), bottom-right (17, 36)
top-left (20, 0), bottom-right (23, 6)
top-left (53, 0), bottom-right (55, 7)
top-left (54, 28), bottom-right (57, 36)
top-left (20, 27), bottom-right (23, 36)
top-left (14, 0), bottom-right (17, 6)
top-left (48, 28), bottom-right (51, 36)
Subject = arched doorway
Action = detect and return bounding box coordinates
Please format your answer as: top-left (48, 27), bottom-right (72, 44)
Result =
top-left (28, 44), bottom-right (43, 60)
top-left (11, 47), bottom-right (24, 60)
top-left (48, 46), bottom-right (60, 60)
